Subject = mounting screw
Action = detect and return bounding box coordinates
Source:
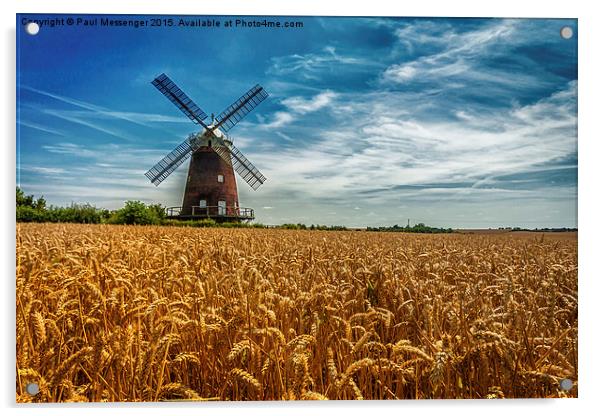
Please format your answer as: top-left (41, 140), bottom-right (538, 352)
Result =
top-left (25, 382), bottom-right (40, 396)
top-left (25, 22), bottom-right (40, 36)
top-left (560, 26), bottom-right (573, 40)
top-left (559, 378), bottom-right (573, 391)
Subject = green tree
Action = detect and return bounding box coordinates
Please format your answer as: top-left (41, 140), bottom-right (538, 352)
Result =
top-left (109, 201), bottom-right (162, 225)
top-left (147, 203), bottom-right (166, 221)
top-left (34, 196), bottom-right (47, 211)
top-left (16, 187), bottom-right (34, 207)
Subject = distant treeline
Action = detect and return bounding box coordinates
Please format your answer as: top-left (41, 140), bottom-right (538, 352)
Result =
top-left (17, 187), bottom-right (110, 224)
top-left (497, 226), bottom-right (578, 232)
top-left (367, 223), bottom-right (454, 233)
top-left (17, 188), bottom-right (457, 232)
top-left (16, 188), bottom-right (247, 227)
top-left (276, 223), bottom-right (349, 231)
top-left (15, 188), bottom-right (349, 230)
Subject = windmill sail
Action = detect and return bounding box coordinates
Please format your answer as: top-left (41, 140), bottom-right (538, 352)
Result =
top-left (213, 84), bottom-right (268, 132)
top-left (212, 138), bottom-right (266, 190)
top-left (152, 73), bottom-right (208, 126)
top-left (146, 74), bottom-right (268, 193)
top-left (145, 138), bottom-right (195, 186)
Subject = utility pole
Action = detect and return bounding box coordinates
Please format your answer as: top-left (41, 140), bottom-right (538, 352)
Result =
top-left (407, 218), bottom-right (410, 228)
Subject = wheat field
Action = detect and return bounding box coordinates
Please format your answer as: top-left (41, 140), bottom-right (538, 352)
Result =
top-left (16, 223), bottom-right (577, 402)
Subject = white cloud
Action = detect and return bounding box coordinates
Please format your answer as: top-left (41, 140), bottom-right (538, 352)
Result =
top-left (382, 20), bottom-right (519, 85)
top-left (268, 46), bottom-right (382, 80)
top-left (43, 109), bottom-right (137, 141)
top-left (248, 81), bottom-right (577, 208)
top-left (23, 86), bottom-right (184, 127)
top-left (21, 166), bottom-right (67, 175)
top-left (18, 120), bottom-right (64, 136)
top-left (384, 64), bottom-right (417, 81)
top-left (455, 111), bottom-right (474, 121)
top-left (261, 90), bottom-right (337, 130)
top-left (261, 111), bottom-right (294, 129)
top-left (42, 142), bottom-right (96, 158)
top-left (281, 91), bottom-right (337, 114)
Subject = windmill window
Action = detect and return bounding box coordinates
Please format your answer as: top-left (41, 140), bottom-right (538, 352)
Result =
top-left (199, 199), bottom-right (207, 208)
top-left (217, 174), bottom-right (224, 183)
top-left (218, 200), bottom-right (226, 215)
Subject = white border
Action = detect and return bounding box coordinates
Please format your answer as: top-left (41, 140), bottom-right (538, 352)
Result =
top-left (3, 1), bottom-right (601, 415)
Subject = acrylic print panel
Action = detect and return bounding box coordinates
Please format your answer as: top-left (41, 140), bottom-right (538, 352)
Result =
top-left (16, 14), bottom-right (578, 402)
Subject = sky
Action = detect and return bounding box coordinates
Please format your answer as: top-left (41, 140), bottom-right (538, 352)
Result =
top-left (16, 15), bottom-right (577, 228)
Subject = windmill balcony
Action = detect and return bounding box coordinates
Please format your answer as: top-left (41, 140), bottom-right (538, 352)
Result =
top-left (165, 206), bottom-right (255, 222)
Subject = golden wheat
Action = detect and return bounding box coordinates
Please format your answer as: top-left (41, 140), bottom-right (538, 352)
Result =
top-left (16, 223), bottom-right (577, 401)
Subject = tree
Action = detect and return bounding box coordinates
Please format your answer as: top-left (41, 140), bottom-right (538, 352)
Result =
top-left (34, 196), bottom-right (46, 211)
top-left (108, 201), bottom-right (162, 225)
top-left (147, 203), bottom-right (166, 221)
top-left (16, 187), bottom-right (34, 207)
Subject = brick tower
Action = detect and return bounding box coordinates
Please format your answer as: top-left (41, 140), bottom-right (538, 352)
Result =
top-left (180, 137), bottom-right (239, 218)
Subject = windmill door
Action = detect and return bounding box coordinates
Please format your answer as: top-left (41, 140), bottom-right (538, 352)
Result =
top-left (218, 200), bottom-right (226, 216)
top-left (197, 199), bottom-right (206, 216)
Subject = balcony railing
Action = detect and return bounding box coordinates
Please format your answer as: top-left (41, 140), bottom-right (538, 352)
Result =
top-left (165, 206), bottom-right (254, 220)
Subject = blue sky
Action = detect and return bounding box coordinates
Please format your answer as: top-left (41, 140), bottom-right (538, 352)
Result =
top-left (16, 15), bottom-right (577, 228)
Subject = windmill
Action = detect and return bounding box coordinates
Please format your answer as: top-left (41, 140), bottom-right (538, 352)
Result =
top-left (145, 73), bottom-right (268, 221)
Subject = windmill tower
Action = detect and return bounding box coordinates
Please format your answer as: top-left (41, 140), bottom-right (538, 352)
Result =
top-left (145, 74), bottom-right (268, 221)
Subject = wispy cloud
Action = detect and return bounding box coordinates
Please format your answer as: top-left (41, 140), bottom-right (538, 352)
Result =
top-left (382, 20), bottom-right (518, 84)
top-left (22, 86), bottom-right (172, 127)
top-left (42, 142), bottom-right (96, 157)
top-left (378, 18), bottom-right (572, 107)
top-left (42, 109), bottom-right (137, 141)
top-left (261, 90), bottom-right (337, 130)
top-left (21, 166), bottom-right (67, 175)
top-left (281, 91), bottom-right (337, 114)
top-left (249, 80), bottom-right (577, 211)
top-left (21, 85), bottom-right (191, 141)
top-left (18, 120), bottom-right (64, 136)
top-left (268, 46), bottom-right (382, 81)
top-left (261, 112), bottom-right (295, 129)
